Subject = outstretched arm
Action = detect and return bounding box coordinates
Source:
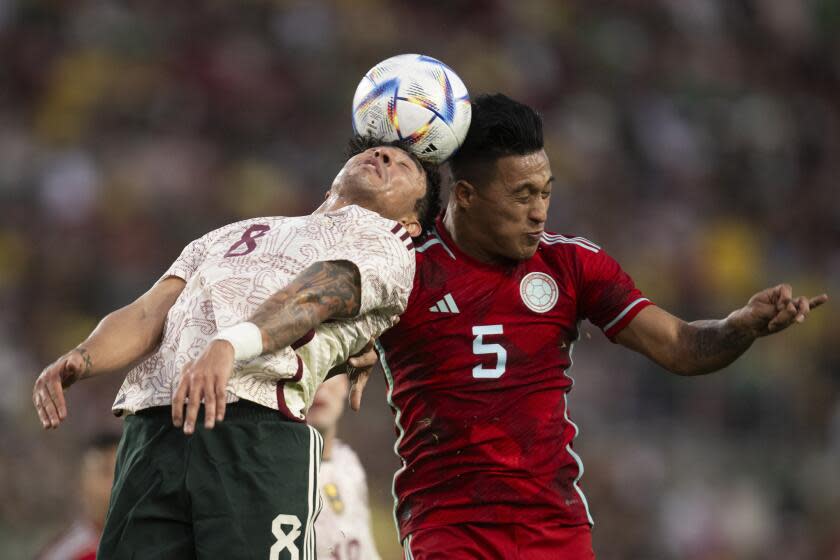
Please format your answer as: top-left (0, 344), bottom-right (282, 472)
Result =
top-left (172, 260), bottom-right (361, 433)
top-left (615, 284), bottom-right (828, 376)
top-left (33, 276), bottom-right (186, 429)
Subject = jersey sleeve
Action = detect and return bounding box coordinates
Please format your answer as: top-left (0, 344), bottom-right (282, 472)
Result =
top-left (577, 246), bottom-right (652, 340)
top-left (321, 220), bottom-right (415, 319)
top-left (158, 233), bottom-right (211, 284)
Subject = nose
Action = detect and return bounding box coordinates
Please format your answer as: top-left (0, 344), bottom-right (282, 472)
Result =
top-left (529, 197), bottom-right (548, 224)
top-left (373, 148), bottom-right (391, 166)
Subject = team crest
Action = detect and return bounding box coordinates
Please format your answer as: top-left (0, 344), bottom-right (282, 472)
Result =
top-left (520, 272), bottom-right (558, 313)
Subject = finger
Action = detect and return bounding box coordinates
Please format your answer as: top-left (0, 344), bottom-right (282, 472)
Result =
top-left (171, 365), bottom-right (192, 427)
top-left (348, 349), bottom-right (378, 369)
top-left (768, 308), bottom-right (796, 332)
top-left (351, 338), bottom-right (380, 367)
top-left (349, 370), bottom-right (370, 412)
top-left (775, 284), bottom-right (793, 310)
top-left (203, 378), bottom-right (216, 430)
top-left (34, 392), bottom-right (50, 429)
top-left (793, 296), bottom-right (810, 323)
top-left (184, 371), bottom-right (204, 434)
top-left (40, 388), bottom-right (61, 429)
top-left (46, 369), bottom-right (67, 420)
top-left (216, 385), bottom-right (227, 422)
top-left (809, 294), bottom-right (829, 309)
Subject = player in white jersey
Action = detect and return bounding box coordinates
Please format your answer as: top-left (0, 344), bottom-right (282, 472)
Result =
top-left (31, 137), bottom-right (441, 560)
top-left (308, 375), bottom-right (381, 560)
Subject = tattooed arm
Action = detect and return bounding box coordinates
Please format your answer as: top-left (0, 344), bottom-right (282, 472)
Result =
top-left (250, 260), bottom-right (361, 353)
top-left (33, 276), bottom-right (186, 429)
top-left (172, 260), bottom-right (362, 433)
top-left (614, 284), bottom-right (828, 376)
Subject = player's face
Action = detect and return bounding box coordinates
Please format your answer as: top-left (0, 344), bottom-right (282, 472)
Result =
top-left (333, 146), bottom-right (426, 235)
top-left (467, 150), bottom-right (553, 261)
top-left (306, 375), bottom-right (349, 433)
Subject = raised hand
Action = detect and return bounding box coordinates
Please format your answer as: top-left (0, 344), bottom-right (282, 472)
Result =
top-left (171, 340), bottom-right (235, 434)
top-left (733, 284), bottom-right (828, 338)
top-left (347, 339), bottom-right (380, 412)
top-left (33, 348), bottom-right (92, 429)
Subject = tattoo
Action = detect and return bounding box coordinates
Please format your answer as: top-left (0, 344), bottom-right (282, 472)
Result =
top-left (686, 319), bottom-right (754, 372)
top-left (250, 261), bottom-right (361, 353)
top-left (74, 346), bottom-right (94, 378)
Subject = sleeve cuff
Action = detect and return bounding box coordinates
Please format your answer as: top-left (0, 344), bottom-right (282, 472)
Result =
top-left (604, 297), bottom-right (653, 341)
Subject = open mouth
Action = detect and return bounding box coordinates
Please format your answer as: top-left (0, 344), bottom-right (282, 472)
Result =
top-left (363, 157), bottom-right (382, 178)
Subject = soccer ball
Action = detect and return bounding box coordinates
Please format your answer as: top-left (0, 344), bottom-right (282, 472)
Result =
top-left (351, 54), bottom-right (472, 163)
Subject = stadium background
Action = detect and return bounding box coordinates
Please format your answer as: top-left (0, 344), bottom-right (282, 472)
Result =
top-left (1, 0), bottom-right (839, 558)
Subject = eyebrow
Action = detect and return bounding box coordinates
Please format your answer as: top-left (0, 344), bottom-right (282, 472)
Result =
top-left (513, 176), bottom-right (556, 191)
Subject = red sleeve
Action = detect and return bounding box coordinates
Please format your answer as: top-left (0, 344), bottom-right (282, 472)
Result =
top-left (577, 246), bottom-right (652, 341)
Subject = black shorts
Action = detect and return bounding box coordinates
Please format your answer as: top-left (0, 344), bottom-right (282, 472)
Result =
top-left (99, 401), bottom-right (323, 559)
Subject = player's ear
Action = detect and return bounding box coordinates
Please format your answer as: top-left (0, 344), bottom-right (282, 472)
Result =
top-left (452, 180), bottom-right (476, 209)
top-left (400, 218), bottom-right (422, 238)
top-left (323, 190), bottom-right (330, 200)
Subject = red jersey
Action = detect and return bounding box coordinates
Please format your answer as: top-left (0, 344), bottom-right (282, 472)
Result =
top-left (378, 218), bottom-right (652, 540)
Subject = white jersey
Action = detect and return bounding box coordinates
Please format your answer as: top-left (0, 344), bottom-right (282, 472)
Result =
top-left (36, 520), bottom-right (99, 560)
top-left (316, 440), bottom-right (381, 560)
top-left (113, 205), bottom-right (415, 420)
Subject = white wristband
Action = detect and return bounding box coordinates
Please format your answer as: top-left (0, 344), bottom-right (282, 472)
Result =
top-left (214, 322), bottom-right (264, 361)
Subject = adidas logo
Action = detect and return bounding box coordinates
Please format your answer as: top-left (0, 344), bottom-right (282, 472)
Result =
top-left (421, 143), bottom-right (438, 153)
top-left (429, 293), bottom-right (459, 314)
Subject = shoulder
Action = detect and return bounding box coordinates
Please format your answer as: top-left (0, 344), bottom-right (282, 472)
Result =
top-left (413, 230), bottom-right (456, 264)
top-left (329, 205), bottom-right (395, 231)
top-left (331, 206), bottom-right (415, 253)
top-left (539, 232), bottom-right (602, 257)
top-left (200, 216), bottom-right (285, 243)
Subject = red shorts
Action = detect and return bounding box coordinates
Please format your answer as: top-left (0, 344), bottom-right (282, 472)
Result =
top-left (402, 523), bottom-right (595, 560)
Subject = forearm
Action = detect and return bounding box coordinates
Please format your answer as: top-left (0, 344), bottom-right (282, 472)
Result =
top-left (73, 277), bottom-right (184, 380)
top-left (672, 314), bottom-right (755, 376)
top-left (247, 260), bottom-right (361, 354)
top-left (76, 305), bottom-right (165, 378)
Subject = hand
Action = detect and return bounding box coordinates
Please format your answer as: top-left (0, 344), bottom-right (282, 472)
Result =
top-left (732, 284), bottom-right (828, 338)
top-left (33, 348), bottom-right (90, 429)
top-left (172, 340), bottom-right (234, 434)
top-left (346, 339), bottom-right (380, 412)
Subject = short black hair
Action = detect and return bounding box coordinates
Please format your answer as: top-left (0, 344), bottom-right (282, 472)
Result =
top-left (345, 135), bottom-right (442, 235)
top-left (450, 93), bottom-right (544, 186)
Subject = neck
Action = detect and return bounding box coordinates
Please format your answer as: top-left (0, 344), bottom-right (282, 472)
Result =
top-left (443, 201), bottom-right (509, 265)
top-left (314, 192), bottom-right (357, 214)
top-left (318, 424), bottom-right (337, 460)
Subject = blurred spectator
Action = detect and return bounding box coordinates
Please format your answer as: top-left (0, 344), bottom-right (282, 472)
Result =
top-left (1, 1), bottom-right (838, 558)
top-left (34, 433), bottom-right (120, 560)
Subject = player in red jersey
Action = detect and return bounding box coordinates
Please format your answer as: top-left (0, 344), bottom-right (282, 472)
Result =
top-left (347, 94), bottom-right (828, 559)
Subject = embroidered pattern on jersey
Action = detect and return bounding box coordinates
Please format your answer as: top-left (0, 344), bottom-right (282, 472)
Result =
top-left (113, 206), bottom-right (414, 418)
top-left (519, 272), bottom-right (559, 313)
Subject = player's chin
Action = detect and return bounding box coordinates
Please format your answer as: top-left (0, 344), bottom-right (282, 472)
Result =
top-left (519, 237), bottom-right (541, 256)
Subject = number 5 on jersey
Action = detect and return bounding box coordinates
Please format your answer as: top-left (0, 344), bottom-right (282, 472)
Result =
top-left (472, 325), bottom-right (506, 379)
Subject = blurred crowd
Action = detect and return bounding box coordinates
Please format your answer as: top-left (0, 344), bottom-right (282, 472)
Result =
top-left (1, 0), bottom-right (839, 558)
